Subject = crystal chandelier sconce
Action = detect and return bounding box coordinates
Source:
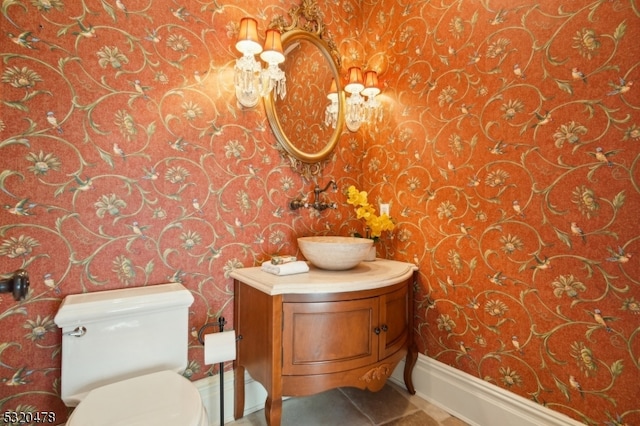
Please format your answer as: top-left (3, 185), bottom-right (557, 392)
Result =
top-left (324, 78), bottom-right (339, 129)
top-left (344, 67), bottom-right (365, 132)
top-left (234, 18), bottom-right (286, 108)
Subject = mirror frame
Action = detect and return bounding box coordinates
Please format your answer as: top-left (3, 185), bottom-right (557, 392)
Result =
top-left (264, 1), bottom-right (344, 178)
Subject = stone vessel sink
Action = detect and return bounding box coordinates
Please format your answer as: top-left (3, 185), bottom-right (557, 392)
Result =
top-left (297, 236), bottom-right (373, 271)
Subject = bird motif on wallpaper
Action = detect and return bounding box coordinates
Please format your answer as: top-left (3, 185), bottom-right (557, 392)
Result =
top-left (467, 52), bottom-right (481, 65)
top-left (511, 336), bottom-right (524, 354)
top-left (512, 200), bottom-right (525, 217)
top-left (489, 140), bottom-right (506, 155)
top-left (4, 198), bottom-right (35, 216)
top-left (488, 9), bottom-right (507, 25)
top-left (169, 137), bottom-right (188, 151)
top-left (590, 147), bottom-right (614, 167)
top-left (8, 31), bottom-right (39, 49)
top-left (132, 80), bottom-right (149, 99)
top-left (606, 246), bottom-right (632, 263)
top-left (459, 223), bottom-right (472, 238)
top-left (144, 28), bottom-right (161, 43)
top-left (571, 67), bottom-right (587, 83)
top-left (129, 221), bottom-right (148, 239)
top-left (44, 273), bottom-right (59, 293)
top-left (569, 375), bottom-right (584, 398)
top-left (458, 341), bottom-right (472, 356)
top-left (513, 64), bottom-right (525, 79)
top-left (116, 0), bottom-right (128, 15)
top-left (113, 143), bottom-right (126, 160)
top-left (487, 271), bottom-right (507, 286)
top-left (570, 222), bottom-right (586, 243)
top-left (142, 167), bottom-right (159, 180)
top-left (192, 198), bottom-right (204, 215)
top-left (46, 111), bottom-right (63, 134)
top-left (607, 77), bottom-right (633, 96)
top-left (532, 111), bottom-right (552, 128)
top-left (73, 20), bottom-right (97, 38)
top-left (592, 308), bottom-right (613, 332)
top-left (69, 175), bottom-right (95, 192)
top-left (531, 254), bottom-right (552, 270)
top-left (3, 367), bottom-right (34, 386)
top-left (171, 6), bottom-right (190, 21)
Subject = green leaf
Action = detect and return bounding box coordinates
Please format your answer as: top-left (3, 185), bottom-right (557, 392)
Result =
top-left (610, 359), bottom-right (624, 377)
top-left (553, 376), bottom-right (571, 401)
top-left (555, 228), bottom-right (572, 248)
top-left (556, 80), bottom-right (573, 95)
top-left (613, 21), bottom-right (626, 41)
top-left (612, 191), bottom-right (626, 210)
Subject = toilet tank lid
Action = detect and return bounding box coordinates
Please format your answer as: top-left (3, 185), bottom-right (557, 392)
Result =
top-left (54, 283), bottom-right (194, 328)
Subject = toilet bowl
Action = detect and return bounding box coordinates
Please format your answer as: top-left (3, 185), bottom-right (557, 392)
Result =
top-left (66, 371), bottom-right (207, 426)
top-left (55, 283), bottom-right (207, 426)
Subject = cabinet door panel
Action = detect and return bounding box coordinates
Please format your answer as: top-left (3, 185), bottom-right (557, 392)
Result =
top-left (283, 299), bottom-right (379, 375)
top-left (379, 285), bottom-right (408, 359)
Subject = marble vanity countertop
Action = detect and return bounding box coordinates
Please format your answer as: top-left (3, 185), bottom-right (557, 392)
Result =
top-left (230, 259), bottom-right (418, 295)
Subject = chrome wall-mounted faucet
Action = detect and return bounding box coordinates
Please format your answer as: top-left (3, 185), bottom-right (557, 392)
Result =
top-left (290, 180), bottom-right (338, 211)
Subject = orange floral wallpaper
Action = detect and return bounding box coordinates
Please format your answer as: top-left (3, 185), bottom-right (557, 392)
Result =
top-left (1, 1), bottom-right (639, 426)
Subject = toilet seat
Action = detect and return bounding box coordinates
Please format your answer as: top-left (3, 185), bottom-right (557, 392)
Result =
top-left (66, 370), bottom-right (207, 426)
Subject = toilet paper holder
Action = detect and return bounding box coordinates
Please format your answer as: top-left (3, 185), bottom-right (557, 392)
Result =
top-left (198, 317), bottom-right (242, 426)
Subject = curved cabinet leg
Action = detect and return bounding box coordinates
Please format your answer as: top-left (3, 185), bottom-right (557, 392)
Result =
top-left (404, 343), bottom-right (418, 395)
top-left (234, 365), bottom-right (245, 419)
top-left (265, 395), bottom-right (282, 426)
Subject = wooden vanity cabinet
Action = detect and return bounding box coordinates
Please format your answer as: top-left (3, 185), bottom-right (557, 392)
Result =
top-left (231, 260), bottom-right (418, 426)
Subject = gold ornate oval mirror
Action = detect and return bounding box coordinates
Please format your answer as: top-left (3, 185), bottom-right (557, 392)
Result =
top-left (264, 1), bottom-right (344, 177)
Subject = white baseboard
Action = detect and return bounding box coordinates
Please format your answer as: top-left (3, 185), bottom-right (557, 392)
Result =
top-left (389, 354), bottom-right (583, 426)
top-left (195, 354), bottom-right (582, 426)
top-left (194, 371), bottom-right (266, 426)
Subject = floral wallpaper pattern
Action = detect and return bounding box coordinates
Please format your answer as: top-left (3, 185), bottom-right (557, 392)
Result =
top-left (0, 1), bottom-right (639, 426)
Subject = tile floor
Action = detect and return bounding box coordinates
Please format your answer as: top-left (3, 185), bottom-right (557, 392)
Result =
top-left (228, 382), bottom-right (470, 426)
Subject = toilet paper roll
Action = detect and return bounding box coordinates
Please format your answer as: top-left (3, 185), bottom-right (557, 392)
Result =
top-left (203, 330), bottom-right (236, 365)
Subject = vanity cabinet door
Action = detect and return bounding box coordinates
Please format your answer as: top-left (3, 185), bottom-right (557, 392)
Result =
top-left (282, 298), bottom-right (379, 376)
top-left (378, 285), bottom-right (409, 360)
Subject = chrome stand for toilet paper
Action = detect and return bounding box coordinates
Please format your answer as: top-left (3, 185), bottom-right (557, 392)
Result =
top-left (198, 317), bottom-right (232, 426)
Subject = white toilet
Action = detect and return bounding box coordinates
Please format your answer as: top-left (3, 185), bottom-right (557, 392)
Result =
top-left (54, 283), bottom-right (208, 426)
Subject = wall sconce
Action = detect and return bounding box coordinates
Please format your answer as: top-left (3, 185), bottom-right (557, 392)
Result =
top-left (324, 78), bottom-right (339, 129)
top-left (234, 17), bottom-right (287, 109)
top-left (344, 67), bottom-right (365, 132)
top-left (343, 67), bottom-right (383, 132)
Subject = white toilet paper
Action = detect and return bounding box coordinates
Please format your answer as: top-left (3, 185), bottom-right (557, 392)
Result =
top-left (203, 330), bottom-right (237, 365)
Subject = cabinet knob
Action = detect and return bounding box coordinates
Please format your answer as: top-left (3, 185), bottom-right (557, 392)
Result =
top-left (374, 327), bottom-right (381, 335)
top-left (381, 324), bottom-right (388, 332)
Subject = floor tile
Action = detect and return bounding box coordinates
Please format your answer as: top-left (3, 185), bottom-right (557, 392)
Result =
top-left (340, 385), bottom-right (420, 424)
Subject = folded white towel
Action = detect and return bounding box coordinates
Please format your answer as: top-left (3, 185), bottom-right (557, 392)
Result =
top-left (260, 260), bottom-right (309, 276)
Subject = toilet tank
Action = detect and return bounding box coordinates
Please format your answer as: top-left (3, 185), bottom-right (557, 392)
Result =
top-left (54, 283), bottom-right (194, 406)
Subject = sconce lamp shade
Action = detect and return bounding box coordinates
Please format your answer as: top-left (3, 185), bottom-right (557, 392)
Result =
top-left (327, 78), bottom-right (339, 102)
top-left (345, 67), bottom-right (364, 94)
top-left (361, 70), bottom-right (380, 97)
top-left (260, 29), bottom-right (285, 64)
top-left (236, 17), bottom-right (262, 55)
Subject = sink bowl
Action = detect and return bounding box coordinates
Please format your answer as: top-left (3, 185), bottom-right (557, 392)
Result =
top-left (297, 236), bottom-right (374, 270)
